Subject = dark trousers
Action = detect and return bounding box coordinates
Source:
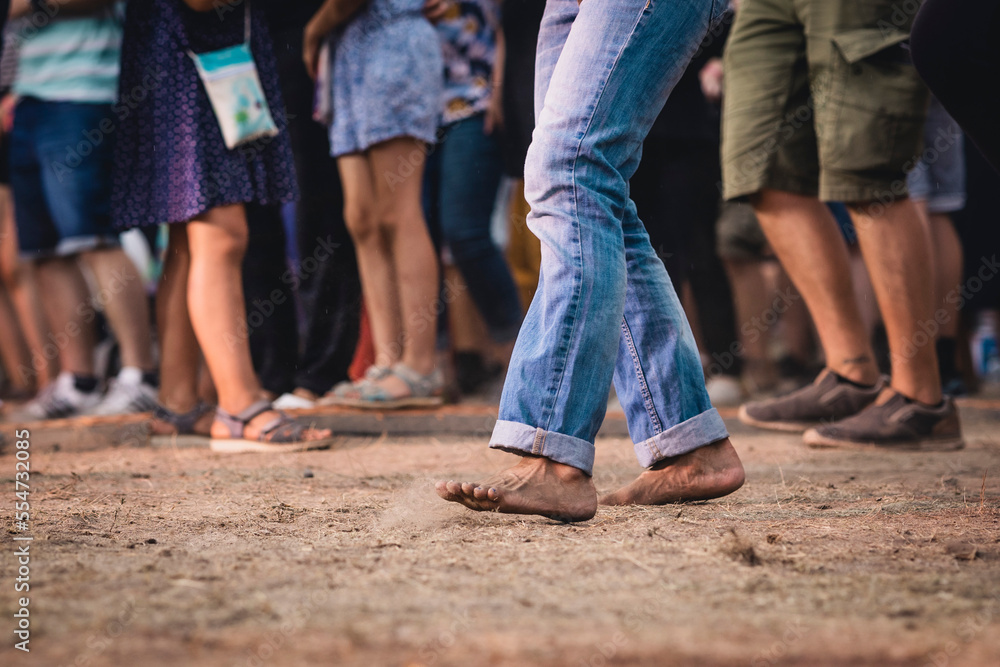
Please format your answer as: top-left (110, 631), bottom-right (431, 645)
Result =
top-left (270, 26), bottom-right (362, 395)
top-left (244, 203), bottom-right (298, 394)
top-left (630, 139), bottom-right (742, 378)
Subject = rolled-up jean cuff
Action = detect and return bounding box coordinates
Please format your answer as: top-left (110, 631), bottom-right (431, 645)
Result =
top-left (633, 408), bottom-right (729, 469)
top-left (490, 419), bottom-right (596, 475)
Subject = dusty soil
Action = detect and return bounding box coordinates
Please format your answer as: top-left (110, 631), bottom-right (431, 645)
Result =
top-left (2, 406), bottom-right (1000, 667)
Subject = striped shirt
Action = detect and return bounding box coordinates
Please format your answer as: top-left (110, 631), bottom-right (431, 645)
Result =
top-left (12, 8), bottom-right (123, 104)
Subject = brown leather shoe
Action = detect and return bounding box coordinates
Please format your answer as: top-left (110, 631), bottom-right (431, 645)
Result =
top-left (738, 369), bottom-right (884, 433)
top-left (803, 390), bottom-right (964, 451)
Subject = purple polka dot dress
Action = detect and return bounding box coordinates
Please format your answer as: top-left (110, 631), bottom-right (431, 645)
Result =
top-left (111, 0), bottom-right (296, 230)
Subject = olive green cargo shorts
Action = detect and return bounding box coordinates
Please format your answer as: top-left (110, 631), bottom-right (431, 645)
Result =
top-left (721, 0), bottom-right (931, 203)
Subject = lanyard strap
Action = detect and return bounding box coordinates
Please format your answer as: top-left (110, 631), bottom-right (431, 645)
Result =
top-left (178, 0), bottom-right (252, 53)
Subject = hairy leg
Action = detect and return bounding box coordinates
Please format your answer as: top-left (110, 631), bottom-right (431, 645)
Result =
top-left (80, 247), bottom-right (155, 371)
top-left (754, 189), bottom-right (879, 385)
top-left (851, 199), bottom-right (941, 404)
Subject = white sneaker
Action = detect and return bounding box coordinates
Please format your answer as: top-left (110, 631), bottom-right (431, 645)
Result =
top-left (272, 392), bottom-right (317, 410)
top-left (13, 372), bottom-right (101, 421)
top-left (706, 375), bottom-right (745, 407)
top-left (90, 367), bottom-right (158, 416)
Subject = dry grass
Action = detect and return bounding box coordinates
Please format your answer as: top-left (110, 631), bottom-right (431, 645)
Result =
top-left (1, 414), bottom-right (1000, 666)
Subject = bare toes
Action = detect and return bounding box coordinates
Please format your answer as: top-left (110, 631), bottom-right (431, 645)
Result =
top-left (472, 486), bottom-right (491, 501)
top-left (460, 482), bottom-right (478, 497)
top-left (435, 481), bottom-right (459, 501)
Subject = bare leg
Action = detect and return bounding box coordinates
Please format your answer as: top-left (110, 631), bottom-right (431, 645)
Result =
top-left (918, 204), bottom-right (963, 339)
top-left (80, 247), bottom-right (155, 371)
top-left (34, 257), bottom-right (97, 376)
top-left (369, 137), bottom-right (439, 377)
top-left (152, 225), bottom-right (211, 435)
top-left (724, 258), bottom-right (776, 389)
top-left (850, 199), bottom-right (941, 404)
top-left (185, 205), bottom-right (327, 441)
top-left (847, 247), bottom-right (879, 341)
top-left (753, 189), bottom-right (880, 385)
top-left (0, 286), bottom-right (31, 392)
top-left (338, 154), bottom-right (403, 369)
top-left (0, 189), bottom-right (55, 388)
top-left (772, 265), bottom-right (818, 367)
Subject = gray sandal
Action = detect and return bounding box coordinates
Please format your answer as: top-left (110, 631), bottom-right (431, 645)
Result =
top-left (210, 400), bottom-right (332, 453)
top-left (341, 363), bottom-right (444, 410)
top-left (150, 400), bottom-right (214, 448)
top-left (318, 365), bottom-right (391, 406)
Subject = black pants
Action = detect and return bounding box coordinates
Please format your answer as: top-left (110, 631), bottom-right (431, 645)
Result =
top-left (243, 204), bottom-right (298, 394)
top-left (630, 139), bottom-right (742, 378)
top-left (271, 26), bottom-right (362, 395)
top-left (912, 0), bottom-right (1000, 173)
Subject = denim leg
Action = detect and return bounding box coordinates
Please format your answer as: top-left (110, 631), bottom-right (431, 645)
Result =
top-left (615, 197), bottom-right (728, 469)
top-left (438, 115), bottom-right (522, 342)
top-left (491, 0), bottom-right (727, 474)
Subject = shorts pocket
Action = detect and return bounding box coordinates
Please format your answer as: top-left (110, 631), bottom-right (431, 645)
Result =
top-left (821, 28), bottom-right (929, 177)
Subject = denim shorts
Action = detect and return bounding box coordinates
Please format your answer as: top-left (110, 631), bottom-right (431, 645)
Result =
top-left (906, 96), bottom-right (966, 214)
top-left (9, 98), bottom-right (120, 259)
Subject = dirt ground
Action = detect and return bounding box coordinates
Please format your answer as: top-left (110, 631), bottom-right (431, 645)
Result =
top-left (2, 405), bottom-right (1000, 667)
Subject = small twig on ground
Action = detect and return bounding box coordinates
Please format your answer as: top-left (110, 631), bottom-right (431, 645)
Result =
top-left (981, 469), bottom-right (988, 513)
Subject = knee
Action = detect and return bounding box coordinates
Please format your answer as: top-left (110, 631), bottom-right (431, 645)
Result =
top-left (214, 225), bottom-right (249, 263)
top-left (344, 202), bottom-right (379, 244)
top-left (0, 256), bottom-right (22, 288)
top-left (377, 201), bottom-right (423, 238)
top-left (522, 133), bottom-right (560, 202)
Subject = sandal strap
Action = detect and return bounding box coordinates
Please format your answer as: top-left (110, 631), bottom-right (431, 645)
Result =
top-left (153, 400), bottom-right (213, 435)
top-left (359, 364), bottom-right (443, 401)
top-left (389, 363), bottom-right (442, 397)
top-left (233, 399), bottom-right (275, 423)
top-left (215, 400), bottom-right (275, 438)
top-left (258, 413), bottom-right (307, 443)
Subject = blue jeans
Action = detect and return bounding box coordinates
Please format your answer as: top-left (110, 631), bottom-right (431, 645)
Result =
top-left (429, 113), bottom-right (522, 342)
top-left (490, 0), bottom-right (729, 475)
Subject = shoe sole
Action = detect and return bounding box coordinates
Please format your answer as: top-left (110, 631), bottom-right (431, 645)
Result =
top-left (335, 396), bottom-right (444, 410)
top-left (209, 438), bottom-right (335, 454)
top-left (150, 433), bottom-right (211, 448)
top-left (737, 405), bottom-right (817, 433)
top-left (803, 428), bottom-right (965, 451)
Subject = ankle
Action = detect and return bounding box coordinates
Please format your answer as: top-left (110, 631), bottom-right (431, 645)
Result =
top-left (892, 383), bottom-right (942, 406)
top-left (830, 363), bottom-right (879, 387)
top-left (525, 455), bottom-right (589, 481)
top-left (399, 358), bottom-right (436, 376)
top-left (158, 394), bottom-right (201, 413)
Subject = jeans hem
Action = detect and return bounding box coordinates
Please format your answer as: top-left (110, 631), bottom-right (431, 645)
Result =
top-left (490, 419), bottom-right (596, 475)
top-left (633, 408), bottom-right (729, 468)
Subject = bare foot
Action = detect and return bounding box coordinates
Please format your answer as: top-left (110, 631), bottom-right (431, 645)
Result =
top-left (435, 455), bottom-right (598, 522)
top-left (599, 438), bottom-right (745, 506)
